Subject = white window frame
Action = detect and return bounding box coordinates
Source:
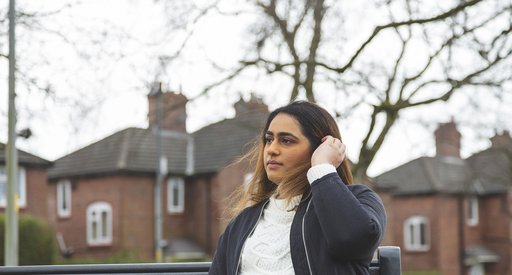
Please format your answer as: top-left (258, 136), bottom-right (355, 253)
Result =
top-left (86, 202), bottom-right (113, 246)
top-left (0, 166), bottom-right (26, 208)
top-left (57, 180), bottom-right (72, 217)
top-left (167, 177), bottom-right (185, 214)
top-left (404, 216), bottom-right (430, 251)
top-left (467, 196), bottom-right (479, 226)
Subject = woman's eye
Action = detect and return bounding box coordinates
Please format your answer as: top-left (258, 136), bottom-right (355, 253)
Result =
top-left (281, 138), bottom-right (294, 144)
top-left (264, 137), bottom-right (273, 143)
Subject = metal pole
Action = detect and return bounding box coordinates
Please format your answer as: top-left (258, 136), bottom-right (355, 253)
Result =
top-left (154, 83), bottom-right (164, 262)
top-left (5, 0), bottom-right (19, 266)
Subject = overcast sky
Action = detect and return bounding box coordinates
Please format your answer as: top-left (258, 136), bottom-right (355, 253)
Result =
top-left (1, 0), bottom-right (511, 177)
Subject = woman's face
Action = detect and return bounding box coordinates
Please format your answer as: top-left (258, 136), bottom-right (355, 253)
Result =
top-left (263, 113), bottom-right (312, 184)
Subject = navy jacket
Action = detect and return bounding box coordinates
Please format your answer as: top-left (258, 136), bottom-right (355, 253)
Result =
top-left (209, 173), bottom-right (387, 275)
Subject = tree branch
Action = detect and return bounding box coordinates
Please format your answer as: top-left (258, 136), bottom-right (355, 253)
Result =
top-left (405, 47), bottom-right (512, 107)
top-left (303, 0), bottom-right (325, 102)
top-left (322, 0), bottom-right (484, 74)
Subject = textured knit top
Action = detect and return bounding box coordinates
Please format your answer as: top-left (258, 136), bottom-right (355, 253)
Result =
top-left (240, 194), bottom-right (302, 275)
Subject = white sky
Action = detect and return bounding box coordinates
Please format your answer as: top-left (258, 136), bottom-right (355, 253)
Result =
top-left (1, 0), bottom-right (511, 177)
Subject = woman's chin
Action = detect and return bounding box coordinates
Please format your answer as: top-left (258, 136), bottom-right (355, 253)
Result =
top-left (267, 175), bottom-right (282, 184)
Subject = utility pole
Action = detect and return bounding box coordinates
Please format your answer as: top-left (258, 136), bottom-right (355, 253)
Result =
top-left (5, 0), bottom-right (19, 266)
top-left (153, 82), bottom-right (167, 262)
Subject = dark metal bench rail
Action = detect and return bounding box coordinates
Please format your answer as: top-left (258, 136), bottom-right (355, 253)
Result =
top-left (0, 246), bottom-right (401, 275)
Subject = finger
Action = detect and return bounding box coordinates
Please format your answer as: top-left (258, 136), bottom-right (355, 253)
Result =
top-left (341, 146), bottom-right (348, 156)
top-left (321, 135), bottom-right (333, 143)
top-left (340, 143), bottom-right (346, 153)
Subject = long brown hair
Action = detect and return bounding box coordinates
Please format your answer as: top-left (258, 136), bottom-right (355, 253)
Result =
top-left (227, 101), bottom-right (353, 218)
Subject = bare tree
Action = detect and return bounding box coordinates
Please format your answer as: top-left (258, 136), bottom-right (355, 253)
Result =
top-left (0, 2), bottom-right (163, 154)
top-left (0, 2), bottom-right (105, 137)
top-left (167, 0), bottom-right (512, 180)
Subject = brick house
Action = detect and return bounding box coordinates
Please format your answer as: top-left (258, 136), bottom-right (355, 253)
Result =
top-left (373, 122), bottom-right (511, 275)
top-left (47, 92), bottom-right (268, 260)
top-left (0, 143), bottom-right (52, 221)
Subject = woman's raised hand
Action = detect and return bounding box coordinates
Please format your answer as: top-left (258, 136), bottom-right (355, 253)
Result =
top-left (311, 135), bottom-right (346, 167)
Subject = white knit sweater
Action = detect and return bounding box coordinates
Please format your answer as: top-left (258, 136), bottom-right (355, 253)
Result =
top-left (239, 165), bottom-right (334, 274)
top-left (240, 195), bottom-right (302, 275)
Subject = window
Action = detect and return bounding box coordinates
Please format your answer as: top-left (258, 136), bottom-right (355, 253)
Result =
top-left (404, 216), bottom-right (430, 251)
top-left (467, 196), bottom-right (479, 226)
top-left (86, 202), bottom-right (112, 246)
top-left (167, 177), bottom-right (185, 213)
top-left (0, 166), bottom-right (26, 208)
top-left (57, 180), bottom-right (72, 217)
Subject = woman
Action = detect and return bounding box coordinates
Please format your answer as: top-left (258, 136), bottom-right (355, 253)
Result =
top-left (210, 101), bottom-right (386, 275)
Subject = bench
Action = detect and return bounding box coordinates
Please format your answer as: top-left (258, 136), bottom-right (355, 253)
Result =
top-left (0, 246), bottom-right (401, 274)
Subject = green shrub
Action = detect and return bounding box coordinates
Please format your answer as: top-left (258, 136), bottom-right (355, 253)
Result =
top-left (0, 214), bottom-right (56, 265)
top-left (57, 250), bottom-right (146, 264)
top-left (404, 271), bottom-right (442, 275)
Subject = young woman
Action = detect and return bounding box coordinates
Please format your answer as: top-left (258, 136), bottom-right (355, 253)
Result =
top-left (209, 101), bottom-right (387, 275)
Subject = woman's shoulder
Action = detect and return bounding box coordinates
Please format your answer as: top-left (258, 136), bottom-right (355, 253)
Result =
top-left (347, 183), bottom-right (373, 192)
top-left (347, 184), bottom-right (383, 202)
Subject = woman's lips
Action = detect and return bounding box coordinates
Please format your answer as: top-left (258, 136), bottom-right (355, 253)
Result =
top-left (267, 160), bottom-right (282, 169)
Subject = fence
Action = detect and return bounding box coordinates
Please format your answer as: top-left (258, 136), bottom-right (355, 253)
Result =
top-left (0, 246), bottom-right (401, 275)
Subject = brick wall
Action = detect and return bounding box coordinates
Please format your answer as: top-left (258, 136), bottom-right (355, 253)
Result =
top-left (209, 159), bottom-right (253, 253)
top-left (379, 192), bottom-right (512, 275)
top-left (481, 194), bottom-right (512, 275)
top-left (435, 196), bottom-right (461, 275)
top-left (392, 195), bottom-right (442, 272)
top-left (49, 175), bottom-right (156, 260)
top-left (184, 177), bottom-right (215, 255)
top-left (22, 167), bottom-right (49, 220)
top-left (117, 175), bottom-right (155, 260)
top-left (1, 167), bottom-right (49, 221)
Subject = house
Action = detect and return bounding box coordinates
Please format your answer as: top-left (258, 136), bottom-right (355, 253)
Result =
top-left (0, 143), bottom-right (52, 221)
top-left (47, 91), bottom-right (268, 260)
top-left (373, 122), bottom-right (511, 275)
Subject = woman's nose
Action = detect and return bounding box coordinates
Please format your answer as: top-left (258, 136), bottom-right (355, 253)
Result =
top-left (266, 141), bottom-right (279, 155)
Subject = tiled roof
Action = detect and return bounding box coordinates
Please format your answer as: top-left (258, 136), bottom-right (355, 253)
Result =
top-left (193, 110), bottom-right (267, 174)
top-left (466, 147), bottom-right (512, 194)
top-left (0, 143), bottom-right (52, 168)
top-left (48, 128), bottom-right (188, 179)
top-left (49, 110), bottom-right (267, 179)
top-left (373, 148), bottom-right (511, 196)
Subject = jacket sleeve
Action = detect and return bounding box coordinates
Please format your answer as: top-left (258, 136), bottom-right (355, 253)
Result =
top-left (209, 228), bottom-right (229, 274)
top-left (310, 172), bottom-right (387, 261)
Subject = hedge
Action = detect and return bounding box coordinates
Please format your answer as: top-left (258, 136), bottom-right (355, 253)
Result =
top-left (0, 214), bottom-right (56, 265)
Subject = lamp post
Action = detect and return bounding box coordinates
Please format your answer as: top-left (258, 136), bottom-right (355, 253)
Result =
top-left (5, 0), bottom-right (18, 266)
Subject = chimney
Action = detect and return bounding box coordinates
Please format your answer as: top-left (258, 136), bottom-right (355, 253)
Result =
top-left (490, 131), bottom-right (512, 149)
top-left (234, 94), bottom-right (268, 116)
top-left (147, 90), bottom-right (188, 132)
top-left (434, 120), bottom-right (461, 158)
